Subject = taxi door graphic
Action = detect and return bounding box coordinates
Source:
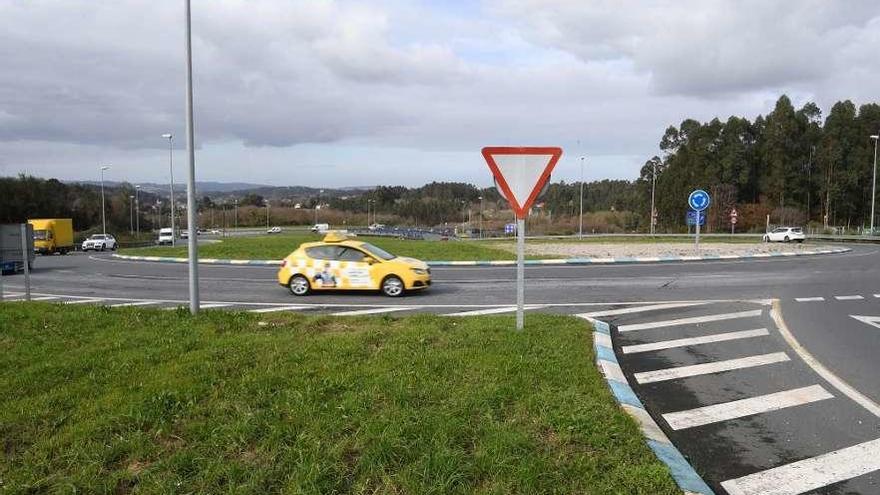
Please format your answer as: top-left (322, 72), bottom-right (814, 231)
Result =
top-left (336, 247), bottom-right (375, 289)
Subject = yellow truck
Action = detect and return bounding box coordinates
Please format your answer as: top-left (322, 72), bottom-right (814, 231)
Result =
top-left (28, 218), bottom-right (74, 255)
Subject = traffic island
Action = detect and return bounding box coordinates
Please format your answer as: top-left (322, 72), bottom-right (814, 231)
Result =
top-left (0, 303), bottom-right (680, 494)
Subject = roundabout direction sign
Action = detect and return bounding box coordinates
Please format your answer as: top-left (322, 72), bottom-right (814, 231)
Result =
top-left (688, 189), bottom-right (710, 250)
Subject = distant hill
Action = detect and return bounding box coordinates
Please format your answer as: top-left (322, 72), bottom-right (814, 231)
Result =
top-left (71, 180), bottom-right (272, 194)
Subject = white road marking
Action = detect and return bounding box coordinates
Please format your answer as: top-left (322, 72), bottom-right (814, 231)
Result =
top-left (444, 305), bottom-right (546, 316)
top-left (772, 301), bottom-right (880, 418)
top-left (576, 301), bottom-right (709, 318)
top-left (720, 437), bottom-right (880, 495)
top-left (662, 385), bottom-right (833, 430)
top-left (64, 298), bottom-right (103, 305)
top-left (634, 352), bottom-right (790, 384)
top-left (331, 307), bottom-right (417, 316)
top-left (874, 293), bottom-right (880, 298)
top-left (30, 296), bottom-right (59, 301)
top-left (794, 297), bottom-right (825, 302)
top-left (618, 309), bottom-right (763, 332)
top-left (163, 303), bottom-right (232, 311)
top-left (108, 301), bottom-right (159, 308)
top-left (249, 306), bottom-right (306, 314)
top-left (834, 295), bottom-right (864, 300)
top-left (849, 315), bottom-right (880, 330)
top-left (622, 328), bottom-right (769, 354)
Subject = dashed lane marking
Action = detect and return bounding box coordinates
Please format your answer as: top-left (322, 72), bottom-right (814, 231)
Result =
top-left (330, 307), bottom-right (417, 316)
top-left (444, 305), bottom-right (546, 316)
top-left (794, 297), bottom-right (825, 302)
top-left (634, 352), bottom-right (790, 384)
top-left (249, 305), bottom-right (307, 314)
top-left (576, 301), bottom-right (710, 318)
top-left (720, 437), bottom-right (880, 495)
top-left (835, 295), bottom-right (864, 301)
top-left (29, 296), bottom-right (59, 301)
top-left (621, 328), bottom-right (769, 354)
top-left (618, 309), bottom-right (763, 332)
top-left (662, 384), bottom-right (833, 431)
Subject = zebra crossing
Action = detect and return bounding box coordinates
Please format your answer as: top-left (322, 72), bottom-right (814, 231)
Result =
top-left (588, 301), bottom-right (880, 495)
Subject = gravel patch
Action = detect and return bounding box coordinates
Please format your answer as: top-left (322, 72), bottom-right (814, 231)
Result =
top-left (491, 242), bottom-right (834, 259)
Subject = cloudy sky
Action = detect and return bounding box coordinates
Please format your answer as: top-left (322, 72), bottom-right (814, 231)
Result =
top-left (1, 1), bottom-right (878, 188)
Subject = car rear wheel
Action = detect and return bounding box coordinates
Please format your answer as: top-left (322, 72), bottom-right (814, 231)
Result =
top-left (100, 244), bottom-right (106, 251)
top-left (784, 236), bottom-right (790, 242)
top-left (381, 275), bottom-right (404, 297)
top-left (289, 275), bottom-right (311, 296)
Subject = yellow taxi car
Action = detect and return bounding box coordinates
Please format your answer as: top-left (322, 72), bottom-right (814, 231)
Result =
top-left (277, 232), bottom-right (431, 297)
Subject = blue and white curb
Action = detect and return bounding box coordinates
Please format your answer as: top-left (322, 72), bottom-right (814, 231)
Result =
top-left (582, 316), bottom-right (715, 495)
top-left (112, 247), bottom-right (849, 267)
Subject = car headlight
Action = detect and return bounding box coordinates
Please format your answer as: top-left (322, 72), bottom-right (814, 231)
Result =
top-left (411, 268), bottom-right (428, 275)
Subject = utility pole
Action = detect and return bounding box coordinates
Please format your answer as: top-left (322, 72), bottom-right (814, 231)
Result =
top-left (183, 0), bottom-right (200, 314)
top-left (100, 166), bottom-right (110, 235)
top-left (579, 156), bottom-right (585, 239)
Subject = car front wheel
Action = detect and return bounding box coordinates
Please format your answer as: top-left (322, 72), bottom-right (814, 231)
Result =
top-left (784, 236), bottom-right (790, 243)
top-left (381, 275), bottom-right (404, 297)
top-left (289, 275), bottom-right (311, 296)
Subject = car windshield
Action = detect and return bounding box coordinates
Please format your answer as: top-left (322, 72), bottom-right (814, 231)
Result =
top-left (360, 243), bottom-right (395, 261)
top-left (33, 229), bottom-right (48, 240)
top-left (89, 235), bottom-right (105, 239)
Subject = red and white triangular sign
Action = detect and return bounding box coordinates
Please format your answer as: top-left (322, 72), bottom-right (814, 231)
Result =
top-left (482, 146), bottom-right (562, 218)
top-left (851, 315), bottom-right (880, 329)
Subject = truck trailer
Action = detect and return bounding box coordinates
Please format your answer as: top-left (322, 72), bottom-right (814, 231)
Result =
top-left (28, 218), bottom-right (74, 255)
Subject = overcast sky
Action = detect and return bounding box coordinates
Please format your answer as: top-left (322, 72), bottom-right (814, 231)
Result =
top-left (1, 1), bottom-right (878, 188)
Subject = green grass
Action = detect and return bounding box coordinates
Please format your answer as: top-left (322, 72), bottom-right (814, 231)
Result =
top-left (522, 235), bottom-right (760, 244)
top-left (122, 233), bottom-right (516, 261)
top-left (0, 303), bottom-right (679, 494)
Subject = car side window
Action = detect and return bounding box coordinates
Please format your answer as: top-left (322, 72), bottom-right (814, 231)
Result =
top-left (337, 247), bottom-right (368, 262)
top-left (306, 246), bottom-right (342, 260)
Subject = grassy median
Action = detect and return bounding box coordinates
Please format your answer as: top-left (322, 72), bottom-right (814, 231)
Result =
top-left (0, 303), bottom-right (678, 494)
top-left (122, 233), bottom-right (516, 261)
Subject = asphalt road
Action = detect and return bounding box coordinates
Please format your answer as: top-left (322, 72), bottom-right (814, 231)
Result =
top-left (3, 243), bottom-right (880, 494)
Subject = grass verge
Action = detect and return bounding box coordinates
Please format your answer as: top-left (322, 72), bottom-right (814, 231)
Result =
top-left (0, 303), bottom-right (678, 494)
top-left (121, 233), bottom-right (516, 261)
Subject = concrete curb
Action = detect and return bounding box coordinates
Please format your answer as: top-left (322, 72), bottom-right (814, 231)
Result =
top-left (582, 317), bottom-right (715, 495)
top-left (111, 247), bottom-right (850, 267)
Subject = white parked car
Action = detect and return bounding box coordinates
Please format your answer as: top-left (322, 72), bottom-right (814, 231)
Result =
top-left (82, 234), bottom-right (117, 251)
top-left (267, 226), bottom-right (282, 234)
top-left (763, 227), bottom-right (805, 243)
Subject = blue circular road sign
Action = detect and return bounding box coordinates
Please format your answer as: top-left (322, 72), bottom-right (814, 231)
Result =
top-left (688, 189), bottom-right (711, 211)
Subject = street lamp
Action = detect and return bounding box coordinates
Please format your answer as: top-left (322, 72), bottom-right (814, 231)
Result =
top-left (871, 134), bottom-right (878, 235)
top-left (100, 166), bottom-right (110, 235)
top-left (233, 199), bottom-right (238, 231)
top-left (265, 199), bottom-right (270, 230)
top-left (162, 133), bottom-right (175, 246)
top-left (478, 195), bottom-right (483, 239)
top-left (135, 185), bottom-right (141, 238)
top-left (315, 189), bottom-right (324, 225)
top-left (579, 156), bottom-right (585, 239)
top-left (650, 159), bottom-right (657, 236)
top-left (129, 195), bottom-right (135, 235)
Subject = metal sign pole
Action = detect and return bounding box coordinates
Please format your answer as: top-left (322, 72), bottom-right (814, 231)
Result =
top-left (20, 224), bottom-right (31, 301)
top-left (516, 217), bottom-right (525, 330)
top-left (695, 210), bottom-right (701, 252)
top-left (184, 0), bottom-right (200, 314)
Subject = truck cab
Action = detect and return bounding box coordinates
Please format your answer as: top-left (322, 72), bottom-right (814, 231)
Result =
top-left (28, 218), bottom-right (74, 255)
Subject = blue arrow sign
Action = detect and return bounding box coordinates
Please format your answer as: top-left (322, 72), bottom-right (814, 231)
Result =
top-left (688, 189), bottom-right (710, 211)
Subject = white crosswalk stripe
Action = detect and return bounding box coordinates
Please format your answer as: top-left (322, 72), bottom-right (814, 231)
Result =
top-left (444, 305), bottom-right (546, 316)
top-left (622, 328), bottom-right (769, 354)
top-left (618, 309), bottom-right (763, 332)
top-left (720, 437), bottom-right (880, 495)
top-left (834, 295), bottom-right (864, 301)
top-left (576, 301), bottom-right (709, 318)
top-left (331, 307), bottom-right (417, 316)
top-left (634, 352), bottom-right (790, 384)
top-left (662, 385), bottom-right (833, 430)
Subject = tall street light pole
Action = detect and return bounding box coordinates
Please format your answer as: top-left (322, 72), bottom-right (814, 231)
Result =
top-left (233, 199), bottom-right (238, 231)
top-left (871, 134), bottom-right (879, 235)
top-left (650, 159), bottom-right (657, 236)
top-left (100, 166), bottom-right (110, 235)
top-left (183, 0), bottom-right (200, 314)
top-left (265, 200), bottom-right (270, 230)
top-left (129, 195), bottom-right (135, 235)
top-left (135, 185), bottom-right (140, 238)
top-left (478, 195), bottom-right (483, 239)
top-left (579, 156), bottom-right (585, 239)
top-left (162, 133), bottom-right (175, 246)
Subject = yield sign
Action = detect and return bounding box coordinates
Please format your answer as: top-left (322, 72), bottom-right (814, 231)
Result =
top-left (482, 146), bottom-right (562, 218)
top-left (850, 315), bottom-right (880, 329)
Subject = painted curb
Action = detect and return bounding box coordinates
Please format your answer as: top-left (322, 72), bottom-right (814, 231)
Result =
top-left (111, 247), bottom-right (850, 267)
top-left (581, 316), bottom-right (715, 495)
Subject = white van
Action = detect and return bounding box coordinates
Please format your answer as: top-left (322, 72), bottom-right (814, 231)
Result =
top-left (157, 228), bottom-right (175, 245)
top-left (311, 223), bottom-right (330, 233)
